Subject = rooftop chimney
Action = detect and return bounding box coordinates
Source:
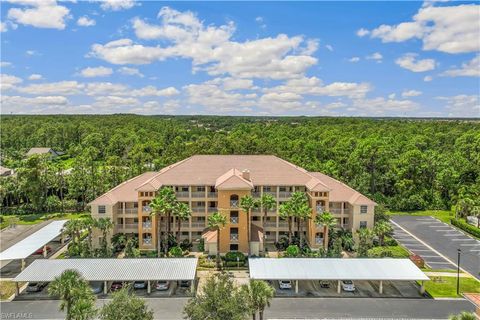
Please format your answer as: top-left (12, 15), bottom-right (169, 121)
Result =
top-left (242, 169), bottom-right (250, 181)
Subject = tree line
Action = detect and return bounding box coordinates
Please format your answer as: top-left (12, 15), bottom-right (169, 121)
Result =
top-left (1, 115), bottom-right (479, 213)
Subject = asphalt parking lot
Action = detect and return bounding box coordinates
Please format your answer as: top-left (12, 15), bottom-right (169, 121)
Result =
top-left (391, 215), bottom-right (480, 279)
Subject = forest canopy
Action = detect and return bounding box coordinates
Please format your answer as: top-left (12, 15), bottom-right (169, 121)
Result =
top-left (0, 115), bottom-right (479, 213)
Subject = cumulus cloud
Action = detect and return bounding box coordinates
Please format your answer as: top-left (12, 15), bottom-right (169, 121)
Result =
top-left (356, 28), bottom-right (369, 37)
top-left (28, 74), bottom-right (43, 80)
top-left (80, 66), bottom-right (113, 78)
top-left (364, 4), bottom-right (480, 54)
top-left (395, 53), bottom-right (436, 72)
top-left (348, 57), bottom-right (360, 63)
top-left (366, 52), bottom-right (383, 62)
top-left (350, 97), bottom-right (419, 116)
top-left (437, 95), bottom-right (480, 117)
top-left (0, 74), bottom-right (23, 91)
top-left (17, 80), bottom-right (84, 95)
top-left (441, 55), bottom-right (480, 77)
top-left (0, 61), bottom-right (12, 68)
top-left (90, 7), bottom-right (318, 80)
top-left (77, 16), bottom-right (96, 27)
top-left (424, 75), bottom-right (433, 82)
top-left (100, 0), bottom-right (136, 11)
top-left (117, 67), bottom-right (144, 77)
top-left (1, 95), bottom-right (68, 113)
top-left (93, 96), bottom-right (139, 108)
top-left (7, 0), bottom-right (70, 30)
top-left (401, 90), bottom-right (422, 97)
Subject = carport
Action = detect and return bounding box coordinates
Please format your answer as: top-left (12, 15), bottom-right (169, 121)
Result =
top-left (249, 258), bottom-right (429, 295)
top-left (0, 220), bottom-right (67, 270)
top-left (13, 258), bottom-right (198, 296)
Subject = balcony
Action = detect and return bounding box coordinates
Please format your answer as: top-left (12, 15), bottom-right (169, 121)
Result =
top-left (181, 222), bottom-right (190, 228)
top-left (143, 238), bottom-right (152, 245)
top-left (252, 192), bottom-right (261, 198)
top-left (191, 191), bottom-right (205, 198)
top-left (192, 207), bottom-right (206, 213)
top-left (230, 233), bottom-right (239, 241)
top-left (142, 222), bottom-right (152, 229)
top-left (279, 191), bottom-right (292, 198)
top-left (230, 200), bottom-right (239, 208)
top-left (330, 208), bottom-right (342, 214)
top-left (191, 222), bottom-right (205, 228)
top-left (264, 221), bottom-right (277, 228)
top-left (316, 206), bottom-right (325, 213)
top-left (176, 191), bottom-right (189, 198)
top-left (207, 192), bottom-right (218, 198)
top-left (278, 222), bottom-right (289, 228)
top-left (315, 237), bottom-right (323, 244)
top-left (117, 223), bottom-right (138, 231)
top-left (262, 191), bottom-right (276, 197)
top-left (117, 208), bottom-right (138, 215)
top-left (207, 207), bottom-right (217, 213)
top-left (230, 217), bottom-right (238, 224)
top-left (143, 206), bottom-right (152, 213)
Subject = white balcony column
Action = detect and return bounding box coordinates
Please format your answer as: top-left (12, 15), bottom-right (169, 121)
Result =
top-left (104, 281), bottom-right (108, 294)
top-left (295, 280), bottom-right (299, 294)
top-left (337, 280), bottom-right (341, 294)
top-left (379, 280), bottom-right (383, 294)
top-left (122, 202), bottom-right (125, 215)
top-left (340, 202), bottom-right (344, 228)
top-left (147, 281), bottom-right (151, 294)
top-left (189, 186), bottom-right (192, 199)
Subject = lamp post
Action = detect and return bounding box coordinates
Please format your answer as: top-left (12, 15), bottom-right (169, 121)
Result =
top-left (456, 248), bottom-right (461, 296)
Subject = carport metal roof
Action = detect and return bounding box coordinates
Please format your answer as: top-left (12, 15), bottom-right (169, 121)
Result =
top-left (0, 220), bottom-right (67, 261)
top-left (13, 258), bottom-right (198, 282)
top-left (249, 258), bottom-right (429, 281)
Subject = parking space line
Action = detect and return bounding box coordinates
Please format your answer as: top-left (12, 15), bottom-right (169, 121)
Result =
top-left (451, 239), bottom-right (476, 241)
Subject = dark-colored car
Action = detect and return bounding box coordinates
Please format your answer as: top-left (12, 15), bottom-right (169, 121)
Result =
top-left (320, 281), bottom-right (330, 288)
top-left (34, 246), bottom-right (52, 255)
top-left (179, 280), bottom-right (190, 288)
top-left (110, 282), bottom-right (123, 292)
top-left (26, 282), bottom-right (47, 292)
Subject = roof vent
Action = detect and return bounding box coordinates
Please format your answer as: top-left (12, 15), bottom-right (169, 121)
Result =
top-left (242, 169), bottom-right (251, 181)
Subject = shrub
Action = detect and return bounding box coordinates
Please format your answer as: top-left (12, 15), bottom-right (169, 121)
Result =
top-left (284, 245), bottom-right (300, 257)
top-left (367, 246), bottom-right (409, 258)
top-left (224, 261), bottom-right (245, 267)
top-left (198, 238), bottom-right (205, 252)
top-left (179, 239), bottom-right (193, 251)
top-left (168, 246), bottom-right (183, 257)
top-left (224, 251), bottom-right (246, 262)
top-left (451, 219), bottom-right (480, 238)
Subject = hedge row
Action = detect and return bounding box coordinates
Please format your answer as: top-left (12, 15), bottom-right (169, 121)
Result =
top-left (451, 219), bottom-right (480, 238)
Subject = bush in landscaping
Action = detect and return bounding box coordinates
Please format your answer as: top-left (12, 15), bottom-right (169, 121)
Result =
top-left (168, 246), bottom-right (183, 257)
top-left (180, 239), bottom-right (193, 251)
top-left (198, 238), bottom-right (205, 252)
top-left (367, 246), bottom-right (409, 258)
top-left (224, 251), bottom-right (246, 262)
top-left (284, 245), bottom-right (300, 257)
top-left (451, 219), bottom-right (480, 238)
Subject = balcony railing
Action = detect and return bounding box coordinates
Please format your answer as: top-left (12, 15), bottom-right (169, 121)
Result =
top-left (181, 222), bottom-right (190, 228)
top-left (118, 208), bottom-right (138, 215)
top-left (279, 191), bottom-right (292, 198)
top-left (262, 191), bottom-right (276, 197)
top-left (230, 200), bottom-right (239, 208)
top-left (176, 191), bottom-right (189, 198)
top-left (207, 207), bottom-right (217, 213)
top-left (192, 207), bottom-right (206, 212)
top-left (191, 222), bottom-right (205, 228)
top-left (207, 192), bottom-right (218, 198)
top-left (191, 191), bottom-right (205, 198)
top-left (230, 217), bottom-right (238, 224)
top-left (330, 208), bottom-right (342, 214)
top-left (315, 237), bottom-right (323, 244)
top-left (143, 238), bottom-right (152, 245)
top-left (142, 222), bottom-right (152, 229)
top-left (316, 206), bottom-right (325, 213)
top-left (143, 206), bottom-right (151, 213)
top-left (264, 221), bottom-right (277, 228)
top-left (117, 223), bottom-right (138, 230)
top-left (230, 234), bottom-right (239, 241)
top-left (278, 222), bottom-right (289, 228)
top-left (252, 192), bottom-right (261, 198)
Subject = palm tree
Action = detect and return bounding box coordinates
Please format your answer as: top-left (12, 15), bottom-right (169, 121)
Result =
top-left (240, 195), bottom-right (256, 256)
top-left (174, 202), bottom-right (192, 244)
top-left (48, 269), bottom-right (96, 320)
top-left (279, 202), bottom-right (294, 244)
top-left (259, 194), bottom-right (276, 255)
top-left (150, 187), bottom-right (178, 256)
top-left (449, 312), bottom-right (477, 320)
top-left (208, 212), bottom-right (227, 270)
top-left (95, 217), bottom-right (114, 257)
top-left (241, 280), bottom-right (275, 320)
top-left (472, 205), bottom-right (480, 228)
top-left (82, 216), bottom-right (95, 253)
top-left (315, 212), bottom-right (336, 251)
top-left (373, 220), bottom-right (393, 246)
top-left (63, 219), bottom-right (83, 245)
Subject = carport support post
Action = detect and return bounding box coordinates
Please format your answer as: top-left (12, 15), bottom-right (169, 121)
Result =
top-left (420, 280), bottom-right (425, 294)
top-left (379, 280), bottom-right (383, 294)
top-left (337, 280), bottom-right (341, 294)
top-left (295, 280), bottom-right (298, 294)
top-left (103, 281), bottom-right (107, 295)
top-left (21, 259), bottom-right (26, 271)
top-left (191, 280), bottom-right (195, 295)
top-left (43, 245), bottom-right (47, 258)
top-left (15, 282), bottom-right (19, 297)
top-left (147, 281), bottom-right (151, 294)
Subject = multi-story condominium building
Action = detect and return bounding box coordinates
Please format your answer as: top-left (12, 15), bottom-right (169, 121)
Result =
top-left (90, 155), bottom-right (376, 254)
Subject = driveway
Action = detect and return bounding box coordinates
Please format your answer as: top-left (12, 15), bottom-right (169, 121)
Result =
top-left (391, 216), bottom-right (480, 279)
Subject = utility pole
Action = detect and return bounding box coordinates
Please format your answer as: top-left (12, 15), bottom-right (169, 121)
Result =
top-left (456, 248), bottom-right (461, 296)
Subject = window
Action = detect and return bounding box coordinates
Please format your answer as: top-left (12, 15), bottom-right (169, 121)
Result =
top-left (182, 187), bottom-right (189, 192)
top-left (182, 232), bottom-right (189, 236)
top-left (133, 202), bottom-right (138, 208)
top-left (342, 217), bottom-right (349, 225)
top-left (98, 205), bottom-right (106, 214)
top-left (279, 186), bottom-right (287, 192)
top-left (360, 221), bottom-right (367, 229)
top-left (230, 244), bottom-right (239, 251)
top-left (360, 205), bottom-right (368, 214)
top-left (117, 218), bottom-right (123, 224)
top-left (263, 186), bottom-right (271, 192)
top-left (252, 216), bottom-right (260, 221)
top-left (197, 186), bottom-right (205, 192)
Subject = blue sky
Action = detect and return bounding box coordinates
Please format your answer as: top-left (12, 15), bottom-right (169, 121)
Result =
top-left (1, 0), bottom-right (479, 117)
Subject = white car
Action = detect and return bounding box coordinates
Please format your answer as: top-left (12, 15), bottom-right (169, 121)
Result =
top-left (341, 280), bottom-right (355, 292)
top-left (155, 281), bottom-right (170, 291)
top-left (278, 280), bottom-right (292, 290)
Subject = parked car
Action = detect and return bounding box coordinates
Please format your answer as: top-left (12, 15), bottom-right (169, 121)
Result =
top-left (110, 282), bottom-right (123, 292)
top-left (155, 281), bottom-right (170, 291)
top-left (341, 280), bottom-right (355, 292)
top-left (34, 246), bottom-right (52, 255)
top-left (90, 281), bottom-right (104, 294)
top-left (179, 280), bottom-right (190, 288)
top-left (319, 280), bottom-right (330, 288)
top-left (278, 280), bottom-right (292, 290)
top-left (133, 281), bottom-right (147, 290)
top-left (26, 282), bottom-right (47, 292)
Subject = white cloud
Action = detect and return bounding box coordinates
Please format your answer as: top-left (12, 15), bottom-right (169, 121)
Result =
top-left (401, 90), bottom-right (422, 97)
top-left (1, 61), bottom-right (13, 67)
top-left (325, 44), bottom-right (333, 52)
top-left (351, 97), bottom-right (419, 116)
top-left (0, 22), bottom-right (7, 32)
top-left (348, 57), bottom-right (360, 63)
top-left (7, 0), bottom-right (70, 30)
top-left (356, 28), bottom-right (369, 37)
top-left (17, 81), bottom-right (84, 95)
top-left (77, 16), bottom-right (96, 27)
top-left (0, 74), bottom-right (23, 91)
top-left (1, 95), bottom-right (68, 113)
top-left (441, 55), bottom-right (480, 77)
top-left (84, 82), bottom-right (128, 96)
top-left (100, 0), bottom-right (136, 11)
top-left (437, 95), bottom-right (480, 117)
top-left (130, 86), bottom-right (179, 97)
top-left (130, 99), bottom-right (180, 114)
top-left (424, 75), bottom-right (433, 82)
top-left (388, 93), bottom-right (396, 99)
top-left (93, 95), bottom-right (138, 108)
top-left (0, 20), bottom-right (18, 32)
top-left (207, 77), bottom-right (255, 91)
top-left (118, 66), bottom-right (144, 77)
top-left (395, 53), bottom-right (436, 72)
top-left (80, 66), bottom-right (113, 78)
top-left (90, 7), bottom-right (318, 80)
top-left (366, 52), bottom-right (383, 61)
top-left (366, 4), bottom-right (480, 54)
top-left (28, 74), bottom-right (43, 80)
top-left (26, 50), bottom-right (39, 56)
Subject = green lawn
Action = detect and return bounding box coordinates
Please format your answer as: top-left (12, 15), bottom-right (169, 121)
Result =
top-left (0, 281), bottom-right (25, 300)
top-left (1, 212), bottom-right (89, 229)
top-left (421, 276), bottom-right (480, 298)
top-left (388, 210), bottom-right (455, 223)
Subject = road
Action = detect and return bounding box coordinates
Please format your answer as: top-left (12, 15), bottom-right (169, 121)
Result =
top-left (0, 298), bottom-right (475, 319)
top-left (391, 215), bottom-right (480, 279)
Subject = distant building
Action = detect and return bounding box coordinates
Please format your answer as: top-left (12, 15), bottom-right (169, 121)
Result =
top-left (0, 165), bottom-right (14, 177)
top-left (26, 148), bottom-right (62, 158)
